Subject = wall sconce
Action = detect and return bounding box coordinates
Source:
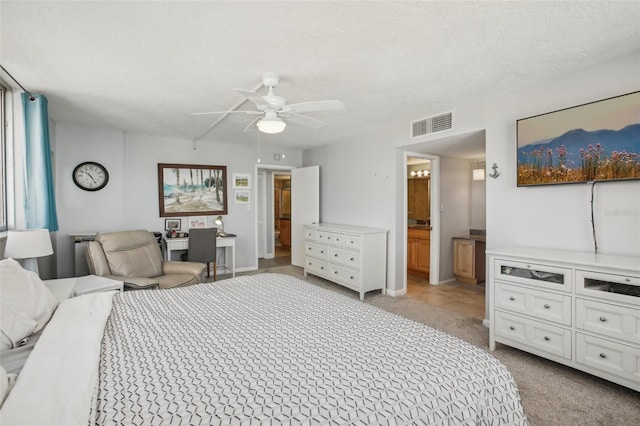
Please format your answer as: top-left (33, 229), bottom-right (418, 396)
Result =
top-left (4, 229), bottom-right (53, 276)
top-left (488, 163), bottom-right (500, 179)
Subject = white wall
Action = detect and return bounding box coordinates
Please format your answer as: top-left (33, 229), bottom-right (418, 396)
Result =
top-left (482, 55), bottom-right (640, 256)
top-left (303, 124), bottom-right (400, 290)
top-left (54, 123), bottom-right (302, 278)
top-left (301, 54), bottom-right (639, 296)
top-left (439, 155), bottom-right (472, 282)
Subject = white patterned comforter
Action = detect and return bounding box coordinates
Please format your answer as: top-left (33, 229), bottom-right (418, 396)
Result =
top-left (93, 274), bottom-right (528, 425)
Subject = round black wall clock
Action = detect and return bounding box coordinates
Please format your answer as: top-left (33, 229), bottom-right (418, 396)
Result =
top-left (72, 161), bottom-right (109, 191)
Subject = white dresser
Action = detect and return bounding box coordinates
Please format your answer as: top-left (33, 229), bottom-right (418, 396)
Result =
top-left (303, 223), bottom-right (387, 300)
top-left (488, 247), bottom-right (640, 392)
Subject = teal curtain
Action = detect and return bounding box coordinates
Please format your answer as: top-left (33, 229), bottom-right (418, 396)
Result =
top-left (22, 93), bottom-right (59, 231)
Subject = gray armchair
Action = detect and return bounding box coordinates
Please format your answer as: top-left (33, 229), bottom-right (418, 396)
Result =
top-left (86, 230), bottom-right (205, 290)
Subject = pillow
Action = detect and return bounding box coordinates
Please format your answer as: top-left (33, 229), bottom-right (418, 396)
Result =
top-left (0, 259), bottom-right (59, 348)
top-left (0, 365), bottom-right (17, 408)
top-left (0, 307), bottom-right (36, 350)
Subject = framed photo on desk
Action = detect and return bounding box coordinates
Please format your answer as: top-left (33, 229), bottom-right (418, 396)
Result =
top-left (164, 219), bottom-right (181, 231)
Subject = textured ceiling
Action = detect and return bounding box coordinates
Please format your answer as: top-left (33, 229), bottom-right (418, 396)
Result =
top-left (1, 1), bottom-right (639, 153)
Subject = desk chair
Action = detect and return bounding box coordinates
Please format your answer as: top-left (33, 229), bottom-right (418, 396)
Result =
top-left (187, 228), bottom-right (217, 281)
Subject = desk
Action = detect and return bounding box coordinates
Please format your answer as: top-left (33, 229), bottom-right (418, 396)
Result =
top-left (162, 236), bottom-right (236, 277)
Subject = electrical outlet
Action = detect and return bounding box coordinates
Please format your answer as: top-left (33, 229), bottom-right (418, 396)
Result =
top-left (274, 153), bottom-right (281, 161)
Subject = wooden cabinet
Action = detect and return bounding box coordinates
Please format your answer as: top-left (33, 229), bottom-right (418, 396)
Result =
top-left (408, 178), bottom-right (430, 220)
top-left (453, 237), bottom-right (485, 284)
top-left (304, 223), bottom-right (387, 300)
top-left (279, 219), bottom-right (291, 247)
top-left (407, 227), bottom-right (430, 274)
top-left (488, 247), bottom-right (640, 392)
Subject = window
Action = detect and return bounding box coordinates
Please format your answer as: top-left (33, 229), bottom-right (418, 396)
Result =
top-left (0, 82), bottom-right (7, 231)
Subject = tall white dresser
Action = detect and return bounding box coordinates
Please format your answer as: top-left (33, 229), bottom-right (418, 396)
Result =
top-left (488, 247), bottom-right (640, 392)
top-left (303, 223), bottom-right (387, 300)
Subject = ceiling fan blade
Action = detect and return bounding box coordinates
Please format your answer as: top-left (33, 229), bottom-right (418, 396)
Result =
top-left (191, 110), bottom-right (261, 116)
top-left (235, 89), bottom-right (268, 107)
top-left (285, 113), bottom-right (326, 129)
top-left (243, 116), bottom-right (262, 132)
top-left (284, 99), bottom-right (345, 113)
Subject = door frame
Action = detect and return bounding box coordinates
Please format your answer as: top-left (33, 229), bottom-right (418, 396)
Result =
top-left (403, 152), bottom-right (441, 294)
top-left (254, 164), bottom-right (295, 267)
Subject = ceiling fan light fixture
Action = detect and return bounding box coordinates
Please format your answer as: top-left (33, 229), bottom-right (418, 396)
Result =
top-left (257, 113), bottom-right (286, 134)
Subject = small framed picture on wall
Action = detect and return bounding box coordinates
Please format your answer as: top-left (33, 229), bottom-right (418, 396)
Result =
top-left (234, 190), bottom-right (250, 204)
top-left (232, 173), bottom-right (251, 189)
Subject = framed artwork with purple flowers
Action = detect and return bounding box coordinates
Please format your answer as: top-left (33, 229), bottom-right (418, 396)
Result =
top-left (516, 91), bottom-right (640, 186)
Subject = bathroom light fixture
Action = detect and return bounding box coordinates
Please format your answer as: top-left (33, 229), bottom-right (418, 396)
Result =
top-left (410, 169), bottom-right (430, 178)
top-left (256, 112), bottom-right (286, 134)
top-left (473, 168), bottom-right (485, 181)
top-left (4, 229), bottom-right (53, 276)
top-left (472, 160), bottom-right (486, 181)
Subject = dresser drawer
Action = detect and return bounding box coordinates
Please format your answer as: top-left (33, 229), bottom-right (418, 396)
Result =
top-left (330, 264), bottom-right (361, 289)
top-left (494, 259), bottom-right (571, 292)
top-left (576, 333), bottom-right (640, 382)
top-left (330, 246), bottom-right (360, 268)
top-left (305, 242), bottom-right (329, 261)
top-left (495, 282), bottom-right (571, 325)
top-left (317, 231), bottom-right (342, 245)
top-left (576, 298), bottom-right (640, 345)
top-left (305, 257), bottom-right (328, 278)
top-left (304, 228), bottom-right (318, 241)
top-left (495, 311), bottom-right (571, 359)
top-left (342, 234), bottom-right (361, 249)
top-left (576, 270), bottom-right (640, 306)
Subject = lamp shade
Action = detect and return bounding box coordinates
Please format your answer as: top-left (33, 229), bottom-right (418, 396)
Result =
top-left (257, 112), bottom-right (286, 134)
top-left (4, 229), bottom-right (53, 259)
top-left (214, 215), bottom-right (224, 231)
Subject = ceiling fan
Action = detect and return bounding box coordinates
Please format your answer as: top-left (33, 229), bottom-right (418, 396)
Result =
top-left (192, 73), bottom-right (345, 134)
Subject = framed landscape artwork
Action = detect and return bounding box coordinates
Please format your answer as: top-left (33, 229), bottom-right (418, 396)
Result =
top-left (516, 91), bottom-right (640, 186)
top-left (158, 163), bottom-right (227, 217)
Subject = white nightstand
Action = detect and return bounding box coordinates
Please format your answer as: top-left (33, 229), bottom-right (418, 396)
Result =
top-left (74, 275), bottom-right (123, 296)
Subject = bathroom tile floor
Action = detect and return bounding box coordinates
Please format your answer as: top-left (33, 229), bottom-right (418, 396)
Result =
top-left (406, 275), bottom-right (486, 321)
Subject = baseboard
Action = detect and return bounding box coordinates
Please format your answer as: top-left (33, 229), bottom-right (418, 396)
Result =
top-left (386, 287), bottom-right (406, 297)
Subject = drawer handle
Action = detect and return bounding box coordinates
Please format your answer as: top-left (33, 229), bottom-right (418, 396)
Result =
top-left (509, 296), bottom-right (516, 301)
top-left (320, 250), bottom-right (324, 254)
top-left (599, 316), bottom-right (607, 322)
top-left (625, 277), bottom-right (631, 282)
top-left (526, 264), bottom-right (531, 268)
top-left (543, 304), bottom-right (550, 309)
top-left (320, 266), bottom-right (324, 270)
top-left (334, 271), bottom-right (338, 275)
top-left (350, 240), bottom-right (355, 244)
top-left (599, 353), bottom-right (607, 359)
top-left (350, 257), bottom-right (355, 261)
top-left (308, 247), bottom-right (311, 250)
top-left (334, 253), bottom-right (338, 257)
top-left (544, 336), bottom-right (550, 341)
top-left (350, 276), bottom-right (355, 280)
top-left (509, 326), bottom-right (515, 331)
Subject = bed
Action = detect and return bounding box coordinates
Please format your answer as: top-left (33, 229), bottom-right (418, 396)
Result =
top-left (1, 272), bottom-right (529, 425)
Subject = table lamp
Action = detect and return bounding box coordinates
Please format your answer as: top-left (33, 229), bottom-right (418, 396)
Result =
top-left (4, 229), bottom-right (53, 276)
top-left (214, 215), bottom-right (224, 233)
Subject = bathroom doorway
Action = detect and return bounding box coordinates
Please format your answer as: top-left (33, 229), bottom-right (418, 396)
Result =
top-left (273, 173), bottom-right (291, 260)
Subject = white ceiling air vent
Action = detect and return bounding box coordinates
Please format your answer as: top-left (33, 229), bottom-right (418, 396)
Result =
top-left (410, 111), bottom-right (453, 138)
